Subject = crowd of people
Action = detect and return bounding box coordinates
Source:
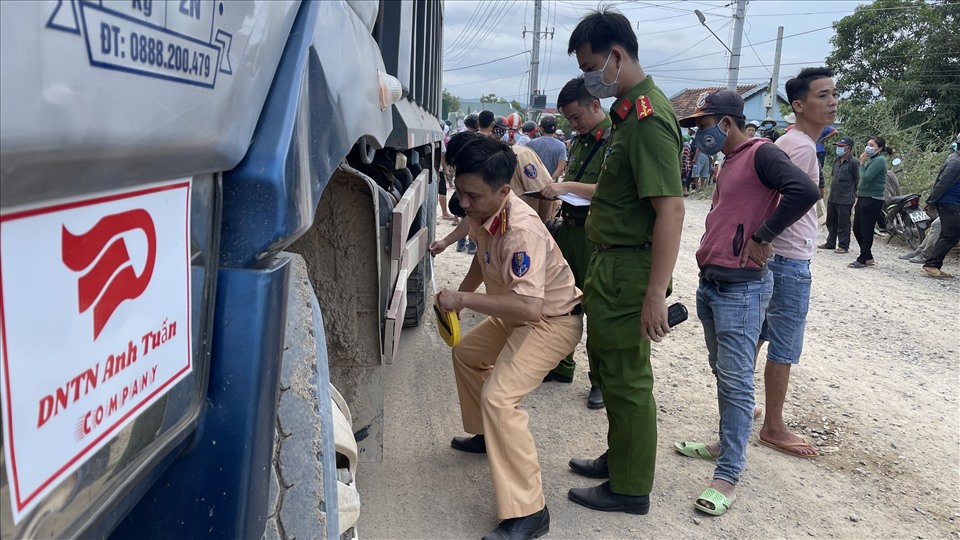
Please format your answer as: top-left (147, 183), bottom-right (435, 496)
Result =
top-left (429, 9), bottom-right (960, 540)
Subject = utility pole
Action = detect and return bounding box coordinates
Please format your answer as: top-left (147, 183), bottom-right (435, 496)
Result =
top-left (523, 0), bottom-right (553, 117)
top-left (726, 0), bottom-right (747, 91)
top-left (765, 26), bottom-right (784, 120)
top-left (528, 0), bottom-right (542, 115)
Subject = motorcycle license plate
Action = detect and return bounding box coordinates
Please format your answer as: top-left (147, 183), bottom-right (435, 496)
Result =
top-left (909, 210), bottom-right (930, 223)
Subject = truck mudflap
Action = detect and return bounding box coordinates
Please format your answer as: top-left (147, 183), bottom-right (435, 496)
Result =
top-left (384, 169), bottom-right (431, 364)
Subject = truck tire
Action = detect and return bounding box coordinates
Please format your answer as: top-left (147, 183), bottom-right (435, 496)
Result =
top-left (403, 210), bottom-right (427, 327)
top-left (265, 255), bottom-right (360, 540)
top-left (403, 258), bottom-right (426, 327)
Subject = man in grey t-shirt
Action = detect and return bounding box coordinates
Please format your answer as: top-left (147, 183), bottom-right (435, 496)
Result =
top-left (527, 115), bottom-right (568, 181)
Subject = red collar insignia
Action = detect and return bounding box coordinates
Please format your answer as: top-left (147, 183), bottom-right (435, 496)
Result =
top-left (636, 96), bottom-right (655, 121)
top-left (615, 98), bottom-right (633, 120)
top-left (487, 208), bottom-right (509, 236)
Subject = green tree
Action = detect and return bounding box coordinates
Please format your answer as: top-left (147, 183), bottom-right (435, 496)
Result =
top-left (479, 93), bottom-right (508, 104)
top-left (826, 0), bottom-right (959, 142)
top-left (510, 100), bottom-right (524, 114)
top-left (442, 89), bottom-right (461, 117)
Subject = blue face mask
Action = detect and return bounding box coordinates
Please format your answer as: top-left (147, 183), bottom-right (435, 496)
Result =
top-left (953, 142), bottom-right (958, 152)
top-left (864, 145), bottom-right (877, 157)
top-left (694, 122), bottom-right (728, 155)
top-left (836, 146), bottom-right (847, 156)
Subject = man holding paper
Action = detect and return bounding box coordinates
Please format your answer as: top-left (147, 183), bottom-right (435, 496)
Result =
top-left (536, 77), bottom-right (612, 409)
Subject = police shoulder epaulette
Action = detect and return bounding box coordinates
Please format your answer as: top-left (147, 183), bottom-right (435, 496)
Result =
top-left (636, 96), bottom-right (655, 121)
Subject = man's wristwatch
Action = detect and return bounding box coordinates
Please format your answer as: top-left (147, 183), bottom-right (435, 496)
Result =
top-left (751, 233), bottom-right (770, 245)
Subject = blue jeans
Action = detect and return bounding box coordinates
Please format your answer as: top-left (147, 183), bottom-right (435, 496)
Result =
top-left (696, 273), bottom-right (773, 485)
top-left (759, 255), bottom-right (812, 364)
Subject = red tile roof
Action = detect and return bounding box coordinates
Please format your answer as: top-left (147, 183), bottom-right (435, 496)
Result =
top-left (669, 84), bottom-right (759, 119)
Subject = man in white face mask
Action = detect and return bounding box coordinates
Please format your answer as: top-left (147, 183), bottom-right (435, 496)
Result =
top-left (821, 136), bottom-right (858, 253)
top-left (564, 8), bottom-right (685, 517)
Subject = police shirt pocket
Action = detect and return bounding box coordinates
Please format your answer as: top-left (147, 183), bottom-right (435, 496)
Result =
top-left (599, 152), bottom-right (622, 180)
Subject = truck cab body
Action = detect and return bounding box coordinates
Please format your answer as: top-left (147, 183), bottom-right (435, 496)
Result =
top-left (0, 1), bottom-right (442, 537)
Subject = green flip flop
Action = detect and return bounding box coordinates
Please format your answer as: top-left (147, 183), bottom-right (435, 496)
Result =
top-left (694, 487), bottom-right (736, 516)
top-left (673, 441), bottom-right (717, 461)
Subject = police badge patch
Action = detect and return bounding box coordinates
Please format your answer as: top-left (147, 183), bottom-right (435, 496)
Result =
top-left (511, 251), bottom-right (530, 277)
top-left (524, 163), bottom-right (537, 179)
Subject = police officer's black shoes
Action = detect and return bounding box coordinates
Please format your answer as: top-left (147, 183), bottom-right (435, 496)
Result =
top-left (568, 481), bottom-right (650, 515)
top-left (481, 506), bottom-right (550, 540)
top-left (568, 451), bottom-right (608, 478)
top-left (542, 371), bottom-right (573, 384)
top-left (587, 386), bottom-right (604, 409)
top-left (451, 434), bottom-right (486, 454)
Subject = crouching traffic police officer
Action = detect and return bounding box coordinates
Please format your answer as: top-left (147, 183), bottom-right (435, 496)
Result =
top-left (438, 131), bottom-right (583, 540)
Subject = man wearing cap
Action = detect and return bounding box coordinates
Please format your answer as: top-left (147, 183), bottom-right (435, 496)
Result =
top-left (439, 131), bottom-right (583, 540)
top-left (756, 67), bottom-right (837, 460)
top-left (527, 115), bottom-right (568, 182)
top-left (820, 136), bottom-right (859, 253)
top-left (745, 120), bottom-right (760, 138)
top-left (673, 89), bottom-right (819, 515)
top-left (565, 9), bottom-right (685, 515)
top-left (518, 121), bottom-right (537, 147)
top-left (538, 76), bottom-right (613, 408)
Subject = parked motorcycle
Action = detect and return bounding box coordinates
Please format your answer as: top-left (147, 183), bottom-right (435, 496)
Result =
top-left (884, 193), bottom-right (931, 249)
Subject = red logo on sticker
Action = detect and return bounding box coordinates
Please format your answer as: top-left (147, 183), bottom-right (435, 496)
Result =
top-left (61, 209), bottom-right (157, 339)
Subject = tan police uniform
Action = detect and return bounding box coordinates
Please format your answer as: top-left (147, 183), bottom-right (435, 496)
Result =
top-left (452, 191), bottom-right (583, 519)
top-left (485, 132), bottom-right (552, 212)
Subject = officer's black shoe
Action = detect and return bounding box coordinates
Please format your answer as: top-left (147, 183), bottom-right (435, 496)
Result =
top-left (451, 434), bottom-right (486, 454)
top-left (568, 481), bottom-right (650, 515)
top-left (542, 371), bottom-right (573, 384)
top-left (481, 506), bottom-right (550, 540)
top-left (568, 451), bottom-right (608, 479)
top-left (587, 386), bottom-right (604, 409)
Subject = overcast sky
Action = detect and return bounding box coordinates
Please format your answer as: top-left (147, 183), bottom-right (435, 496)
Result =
top-left (441, 0), bottom-right (873, 104)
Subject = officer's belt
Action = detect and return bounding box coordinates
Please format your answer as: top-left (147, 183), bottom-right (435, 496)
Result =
top-left (548, 303), bottom-right (583, 317)
top-left (594, 242), bottom-right (652, 252)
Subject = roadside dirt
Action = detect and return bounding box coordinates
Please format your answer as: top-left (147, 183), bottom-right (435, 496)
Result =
top-left (357, 197), bottom-right (959, 539)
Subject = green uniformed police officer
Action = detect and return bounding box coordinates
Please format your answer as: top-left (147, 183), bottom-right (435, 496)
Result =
top-left (540, 77), bottom-right (613, 410)
top-left (565, 9), bottom-right (685, 514)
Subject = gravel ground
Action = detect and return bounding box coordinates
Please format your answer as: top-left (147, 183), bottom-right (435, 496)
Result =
top-left (357, 197), bottom-right (959, 539)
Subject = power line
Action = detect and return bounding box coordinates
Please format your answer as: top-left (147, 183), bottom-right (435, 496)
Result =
top-left (445, 1), bottom-right (505, 65)
top-left (742, 23), bottom-right (772, 76)
top-left (443, 50), bottom-right (532, 72)
top-left (542, 0), bottom-right (557, 94)
top-left (444, 70), bottom-right (530, 88)
top-left (447, 0), bottom-right (521, 68)
top-left (443, 2), bottom-right (485, 54)
top-left (646, 19), bottom-right (733, 69)
top-left (748, 3), bottom-right (951, 17)
top-left (444, 1), bottom-right (498, 57)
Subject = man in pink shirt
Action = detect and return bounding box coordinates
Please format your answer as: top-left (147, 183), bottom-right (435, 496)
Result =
top-left (757, 67), bottom-right (838, 459)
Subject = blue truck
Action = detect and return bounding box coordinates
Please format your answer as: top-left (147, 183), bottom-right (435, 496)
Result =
top-left (0, 1), bottom-right (443, 537)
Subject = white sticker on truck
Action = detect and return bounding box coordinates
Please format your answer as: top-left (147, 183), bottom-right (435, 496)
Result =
top-left (47, 0), bottom-right (234, 88)
top-left (0, 181), bottom-right (193, 523)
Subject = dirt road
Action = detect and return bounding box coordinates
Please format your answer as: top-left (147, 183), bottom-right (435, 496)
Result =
top-left (357, 197), bottom-right (959, 539)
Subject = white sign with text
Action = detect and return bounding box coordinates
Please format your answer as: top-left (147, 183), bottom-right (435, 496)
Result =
top-left (0, 180), bottom-right (193, 522)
